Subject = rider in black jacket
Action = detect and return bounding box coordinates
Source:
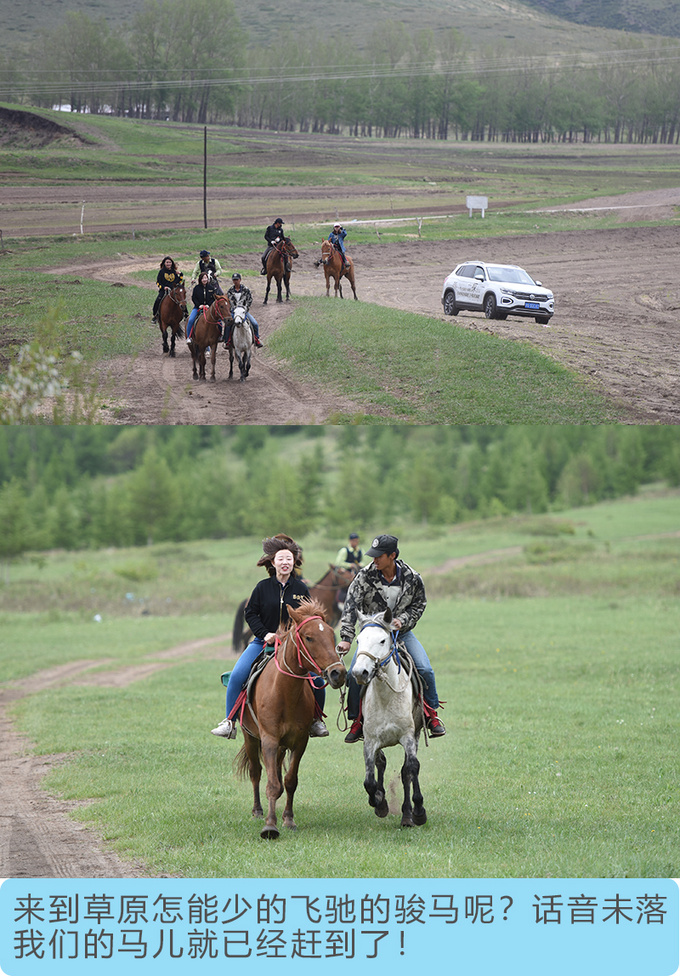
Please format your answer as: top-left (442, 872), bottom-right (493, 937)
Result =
top-left (261, 218), bottom-right (285, 274)
top-left (211, 534), bottom-right (329, 739)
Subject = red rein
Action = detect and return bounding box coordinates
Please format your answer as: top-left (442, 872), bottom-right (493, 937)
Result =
top-left (273, 615), bottom-right (328, 685)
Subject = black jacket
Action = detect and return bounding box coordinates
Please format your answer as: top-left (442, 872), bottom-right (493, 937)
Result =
top-left (244, 575), bottom-right (310, 639)
top-left (191, 281), bottom-right (217, 308)
top-left (264, 224), bottom-right (284, 246)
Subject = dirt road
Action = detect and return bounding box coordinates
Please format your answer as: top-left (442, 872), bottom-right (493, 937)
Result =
top-left (46, 196), bottom-right (680, 423)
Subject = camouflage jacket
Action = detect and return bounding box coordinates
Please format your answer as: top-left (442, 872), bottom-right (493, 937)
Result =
top-left (339, 559), bottom-right (426, 643)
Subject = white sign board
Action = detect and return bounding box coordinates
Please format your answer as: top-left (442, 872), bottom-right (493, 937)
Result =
top-left (466, 195), bottom-right (488, 217)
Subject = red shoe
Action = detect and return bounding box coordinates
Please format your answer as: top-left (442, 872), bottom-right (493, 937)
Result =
top-left (426, 714), bottom-right (446, 737)
top-left (254, 337), bottom-right (263, 348)
top-left (344, 717), bottom-right (363, 743)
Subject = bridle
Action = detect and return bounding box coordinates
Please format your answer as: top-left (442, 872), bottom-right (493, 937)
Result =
top-left (355, 621), bottom-right (411, 693)
top-left (167, 285), bottom-right (187, 310)
top-left (202, 296), bottom-right (228, 325)
top-left (273, 614), bottom-right (341, 686)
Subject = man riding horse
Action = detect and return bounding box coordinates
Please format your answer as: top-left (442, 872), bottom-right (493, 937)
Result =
top-left (190, 249), bottom-right (224, 293)
top-left (337, 534), bottom-right (446, 742)
top-left (225, 273), bottom-right (263, 348)
top-left (261, 217), bottom-right (286, 275)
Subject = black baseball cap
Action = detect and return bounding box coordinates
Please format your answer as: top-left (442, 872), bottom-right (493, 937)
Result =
top-left (366, 534), bottom-right (398, 557)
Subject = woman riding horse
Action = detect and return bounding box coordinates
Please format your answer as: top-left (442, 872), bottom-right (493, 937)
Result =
top-left (152, 256), bottom-right (186, 323)
top-left (211, 534), bottom-right (329, 740)
top-left (186, 271), bottom-right (218, 343)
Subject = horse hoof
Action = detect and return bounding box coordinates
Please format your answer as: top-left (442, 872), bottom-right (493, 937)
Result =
top-left (252, 809), bottom-right (263, 820)
top-left (375, 801), bottom-right (389, 819)
top-left (413, 810), bottom-right (427, 826)
top-left (260, 825), bottom-right (280, 840)
top-left (400, 817), bottom-right (414, 828)
top-left (169, 349), bottom-right (176, 358)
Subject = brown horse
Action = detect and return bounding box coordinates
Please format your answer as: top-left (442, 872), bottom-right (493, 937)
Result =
top-left (263, 237), bottom-right (299, 304)
top-left (189, 294), bottom-right (231, 382)
top-left (317, 239), bottom-right (358, 300)
top-left (159, 284), bottom-right (187, 356)
top-left (235, 599), bottom-right (347, 839)
top-left (232, 564), bottom-right (357, 652)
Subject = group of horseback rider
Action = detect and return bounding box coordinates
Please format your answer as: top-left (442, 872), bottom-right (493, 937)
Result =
top-left (153, 218), bottom-right (351, 342)
top-left (211, 531), bottom-right (446, 743)
top-left (262, 217), bottom-right (349, 272)
top-left (153, 250), bottom-right (262, 348)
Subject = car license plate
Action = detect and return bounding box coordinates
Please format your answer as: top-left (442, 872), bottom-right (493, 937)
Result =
top-left (524, 302), bottom-right (540, 310)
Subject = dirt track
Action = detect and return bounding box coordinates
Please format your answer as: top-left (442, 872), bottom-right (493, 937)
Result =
top-left (43, 191), bottom-right (680, 423)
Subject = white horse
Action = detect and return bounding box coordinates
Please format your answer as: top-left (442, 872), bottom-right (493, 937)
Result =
top-left (351, 608), bottom-right (427, 828)
top-left (229, 304), bottom-right (253, 381)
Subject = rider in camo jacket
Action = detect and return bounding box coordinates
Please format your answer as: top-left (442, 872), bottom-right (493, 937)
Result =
top-left (338, 533), bottom-right (445, 741)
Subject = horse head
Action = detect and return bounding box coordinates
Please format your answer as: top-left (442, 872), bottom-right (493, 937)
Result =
top-left (212, 294), bottom-right (230, 319)
top-left (287, 599), bottom-right (346, 689)
top-left (283, 237), bottom-right (299, 259)
top-left (330, 564), bottom-right (357, 587)
top-left (320, 240), bottom-right (333, 265)
top-left (232, 305), bottom-right (248, 326)
top-left (352, 609), bottom-right (399, 685)
top-left (170, 284), bottom-right (187, 310)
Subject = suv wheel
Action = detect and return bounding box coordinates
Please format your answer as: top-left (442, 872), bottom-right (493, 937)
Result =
top-left (484, 294), bottom-right (497, 319)
top-left (443, 290), bottom-right (458, 316)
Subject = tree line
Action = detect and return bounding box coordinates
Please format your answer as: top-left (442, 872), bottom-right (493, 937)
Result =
top-left (0, 425), bottom-right (678, 567)
top-left (4, 0), bottom-right (680, 142)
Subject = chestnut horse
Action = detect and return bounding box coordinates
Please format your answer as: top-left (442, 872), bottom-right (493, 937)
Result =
top-left (159, 284), bottom-right (187, 356)
top-left (263, 237), bottom-right (299, 304)
top-left (232, 564), bottom-right (357, 652)
top-left (189, 294), bottom-right (231, 382)
top-left (235, 599), bottom-right (347, 839)
top-left (318, 239), bottom-right (358, 300)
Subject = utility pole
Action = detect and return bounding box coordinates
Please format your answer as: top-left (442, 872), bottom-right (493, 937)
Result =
top-left (203, 126), bottom-right (208, 230)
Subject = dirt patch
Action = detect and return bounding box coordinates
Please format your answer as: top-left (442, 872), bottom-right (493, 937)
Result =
top-left (45, 204), bottom-right (680, 423)
top-left (0, 635), bottom-right (230, 878)
top-left (0, 106), bottom-right (93, 149)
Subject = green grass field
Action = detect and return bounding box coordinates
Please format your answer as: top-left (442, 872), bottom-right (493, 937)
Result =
top-left (2, 488), bottom-right (678, 878)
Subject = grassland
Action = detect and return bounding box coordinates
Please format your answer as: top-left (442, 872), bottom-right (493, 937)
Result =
top-left (2, 488), bottom-right (679, 878)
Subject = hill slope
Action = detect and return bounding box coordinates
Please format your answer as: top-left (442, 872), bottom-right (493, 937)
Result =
top-left (5, 0), bottom-right (678, 49)
top-left (522, 0), bottom-right (680, 36)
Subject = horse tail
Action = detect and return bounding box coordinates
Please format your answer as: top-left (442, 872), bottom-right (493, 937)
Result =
top-left (232, 599), bottom-right (248, 652)
top-left (234, 742), bottom-right (260, 779)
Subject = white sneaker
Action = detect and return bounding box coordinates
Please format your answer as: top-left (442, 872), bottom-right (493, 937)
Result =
top-left (186, 336), bottom-right (192, 344)
top-left (310, 719), bottom-right (329, 738)
top-left (211, 718), bottom-right (237, 738)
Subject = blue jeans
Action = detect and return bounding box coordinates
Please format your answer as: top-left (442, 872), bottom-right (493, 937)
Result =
top-left (346, 629), bottom-right (439, 719)
top-left (225, 637), bottom-right (325, 718)
top-left (246, 311), bottom-right (260, 339)
top-left (186, 307), bottom-right (200, 338)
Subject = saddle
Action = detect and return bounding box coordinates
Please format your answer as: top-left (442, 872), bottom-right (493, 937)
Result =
top-left (222, 647), bottom-right (274, 724)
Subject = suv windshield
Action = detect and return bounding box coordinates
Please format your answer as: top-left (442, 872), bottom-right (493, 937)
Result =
top-left (486, 266), bottom-right (535, 284)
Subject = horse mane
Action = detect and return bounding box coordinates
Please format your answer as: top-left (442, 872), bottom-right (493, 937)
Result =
top-left (288, 597), bottom-right (328, 625)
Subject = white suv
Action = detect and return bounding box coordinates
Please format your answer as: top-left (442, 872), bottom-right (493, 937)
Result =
top-left (441, 261), bottom-right (554, 325)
